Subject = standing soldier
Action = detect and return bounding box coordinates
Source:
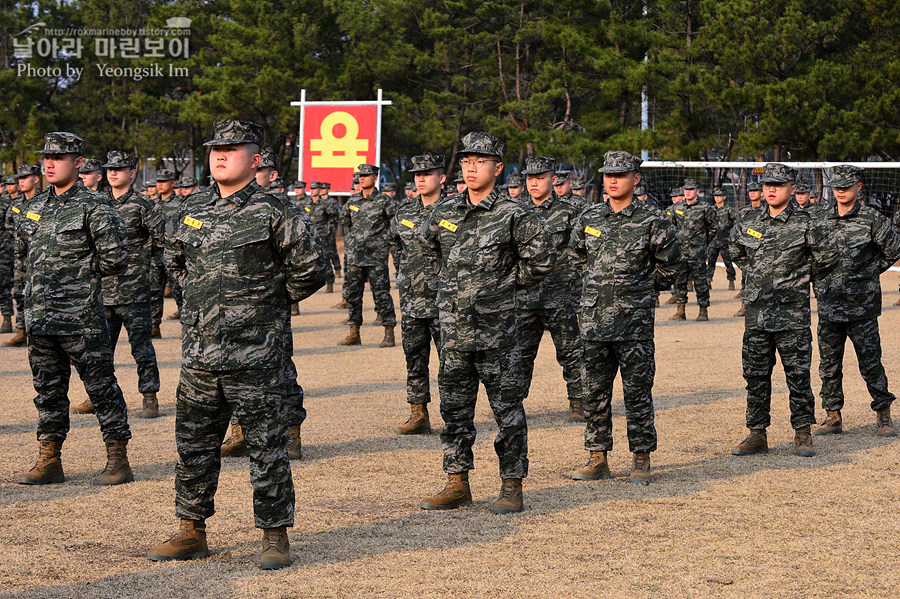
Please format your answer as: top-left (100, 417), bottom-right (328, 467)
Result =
top-left (304, 180), bottom-right (340, 294)
top-left (812, 166), bottom-right (900, 437)
top-left (552, 169), bottom-right (573, 203)
top-left (71, 151), bottom-right (165, 418)
top-left (795, 183), bottom-right (811, 209)
top-left (571, 178), bottom-right (587, 204)
top-left (178, 177), bottom-right (199, 197)
top-left (148, 119), bottom-right (324, 569)
top-left (404, 182), bottom-right (418, 200)
top-left (505, 175), bottom-right (524, 200)
top-left (4, 166), bottom-right (43, 346)
top-left (3, 174), bottom-right (27, 345)
top-left (707, 187), bottom-right (737, 290)
top-left (729, 163), bottom-right (839, 458)
top-left (389, 153), bottom-right (447, 435)
top-left (668, 178), bottom-right (716, 321)
top-left (15, 132), bottom-right (134, 486)
top-left (78, 158), bottom-right (104, 191)
top-left (337, 163), bottom-right (397, 347)
top-left (518, 156), bottom-right (586, 422)
top-left (154, 169), bottom-right (182, 322)
top-left (0, 176), bottom-right (13, 334)
top-left (454, 173), bottom-right (467, 195)
top-left (320, 182), bottom-right (342, 278)
top-left (419, 131), bottom-right (555, 514)
top-left (146, 179), bottom-right (159, 200)
top-left (569, 151), bottom-right (682, 485)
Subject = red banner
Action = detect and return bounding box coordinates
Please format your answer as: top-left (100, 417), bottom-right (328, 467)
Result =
top-left (302, 105), bottom-right (378, 192)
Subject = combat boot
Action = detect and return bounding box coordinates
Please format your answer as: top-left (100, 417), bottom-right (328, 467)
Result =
top-left (491, 478), bottom-right (524, 514)
top-left (420, 472), bottom-right (472, 510)
top-left (71, 399), bottom-right (95, 414)
top-left (167, 309), bottom-right (180, 320)
top-left (259, 527), bottom-right (291, 570)
top-left (734, 290), bottom-right (742, 300)
top-left (731, 429), bottom-right (768, 455)
top-left (151, 324), bottom-right (162, 339)
top-left (665, 293), bottom-right (677, 304)
top-left (287, 425), bottom-right (302, 460)
top-left (567, 399), bottom-right (586, 422)
top-left (379, 325), bottom-right (395, 347)
top-left (163, 285), bottom-right (172, 298)
top-left (572, 450), bottom-right (611, 481)
top-left (2, 327), bottom-right (26, 346)
top-left (92, 439), bottom-right (134, 485)
top-left (147, 519), bottom-right (210, 561)
top-left (221, 423), bottom-right (249, 456)
top-left (17, 440), bottom-right (65, 485)
top-left (794, 426), bottom-right (816, 457)
top-left (670, 303), bottom-right (686, 321)
top-left (290, 302), bottom-right (300, 316)
top-left (141, 392), bottom-right (159, 419)
top-left (728, 280), bottom-right (736, 291)
top-left (338, 325), bottom-right (361, 346)
top-left (629, 452), bottom-right (651, 485)
top-left (813, 410), bottom-right (841, 435)
top-left (325, 282), bottom-right (333, 293)
top-left (734, 302), bottom-right (745, 317)
top-left (696, 306), bottom-right (709, 321)
top-left (374, 313), bottom-right (383, 325)
top-left (332, 298), bottom-right (349, 310)
top-left (334, 267), bottom-right (342, 277)
top-left (707, 279), bottom-right (713, 289)
top-left (876, 407), bottom-right (896, 437)
top-left (0, 314), bottom-right (11, 333)
top-left (894, 297), bottom-right (900, 307)
top-left (394, 404), bottom-right (431, 435)
top-left (687, 280), bottom-right (694, 292)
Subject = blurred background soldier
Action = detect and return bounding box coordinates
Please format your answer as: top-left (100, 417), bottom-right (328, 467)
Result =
top-left (707, 187), bottom-right (737, 291)
top-left (78, 158), bottom-right (104, 191)
top-left (155, 168), bottom-right (182, 323)
top-left (667, 178), bottom-right (716, 321)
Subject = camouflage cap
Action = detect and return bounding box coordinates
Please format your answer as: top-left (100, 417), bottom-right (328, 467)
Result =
top-left (810, 189), bottom-right (821, 199)
top-left (597, 150), bottom-right (642, 174)
top-left (795, 183), bottom-right (811, 194)
top-left (683, 177), bottom-right (699, 190)
top-left (713, 187), bottom-right (727, 196)
top-left (555, 169), bottom-right (572, 179)
top-left (827, 165), bottom-right (863, 188)
top-left (453, 174), bottom-right (465, 184)
top-left (352, 174), bottom-right (360, 184)
top-left (37, 131), bottom-right (86, 155)
top-left (506, 175), bottom-right (523, 187)
top-left (146, 178), bottom-right (157, 186)
top-left (748, 181), bottom-right (762, 192)
top-left (409, 153), bottom-right (446, 173)
top-left (521, 156), bottom-right (556, 176)
top-left (176, 176), bottom-right (197, 188)
top-left (760, 163), bottom-right (797, 184)
top-left (18, 164), bottom-right (41, 177)
top-left (405, 182), bottom-right (416, 191)
top-left (571, 179), bottom-right (586, 190)
top-left (321, 181), bottom-right (331, 189)
top-left (102, 150), bottom-right (138, 169)
top-left (78, 158), bottom-right (104, 173)
top-left (459, 131), bottom-right (506, 158)
top-left (203, 119), bottom-right (263, 147)
top-left (3, 175), bottom-right (19, 185)
top-left (382, 182), bottom-right (396, 191)
top-left (670, 187), bottom-right (683, 197)
top-left (294, 180), bottom-right (306, 188)
top-left (156, 168), bottom-right (177, 181)
top-left (271, 177), bottom-right (284, 188)
top-left (357, 164), bottom-right (379, 175)
top-left (634, 183), bottom-right (647, 195)
top-left (258, 149), bottom-right (276, 169)
top-left (309, 181), bottom-right (321, 189)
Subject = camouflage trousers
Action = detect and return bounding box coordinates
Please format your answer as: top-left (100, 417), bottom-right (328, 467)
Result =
top-left (742, 327), bottom-right (816, 430)
top-left (13, 257), bottom-right (25, 329)
top-left (818, 317), bottom-right (895, 412)
top-left (675, 254), bottom-right (710, 307)
top-left (325, 233), bottom-right (341, 273)
top-left (27, 331), bottom-right (131, 441)
top-left (438, 345), bottom-right (528, 478)
top-left (314, 234), bottom-right (335, 285)
top-left (582, 339), bottom-right (657, 454)
top-left (151, 262), bottom-right (182, 326)
top-left (106, 302), bottom-right (160, 394)
top-left (401, 315), bottom-right (441, 404)
top-left (0, 245), bottom-right (12, 316)
top-left (175, 366), bottom-right (294, 529)
top-left (518, 303), bottom-right (584, 404)
top-left (707, 244), bottom-right (736, 282)
top-left (345, 263), bottom-right (396, 326)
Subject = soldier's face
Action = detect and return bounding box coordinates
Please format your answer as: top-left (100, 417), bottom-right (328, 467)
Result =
top-left (210, 144), bottom-right (260, 186)
top-left (748, 190), bottom-right (762, 203)
top-left (255, 167), bottom-right (275, 188)
top-left (79, 170), bottom-right (102, 189)
top-left (573, 188), bottom-right (585, 196)
top-left (415, 169), bottom-right (445, 197)
top-left (795, 193), bottom-right (810, 207)
top-left (106, 167), bottom-right (136, 190)
top-left (460, 154), bottom-right (501, 192)
top-left (359, 173), bottom-right (377, 191)
top-left (6, 183), bottom-right (18, 195)
top-left (18, 175), bottom-right (38, 194)
top-left (833, 183), bottom-right (861, 206)
top-left (763, 182), bottom-right (795, 210)
top-left (43, 154), bottom-right (81, 186)
top-left (156, 180), bottom-right (175, 195)
top-left (684, 187), bottom-right (699, 202)
top-left (508, 186), bottom-right (521, 198)
top-left (714, 194), bottom-right (726, 206)
top-left (456, 182), bottom-right (467, 193)
top-left (527, 172), bottom-right (556, 202)
top-left (147, 185), bottom-right (158, 197)
top-left (553, 179), bottom-right (571, 196)
top-left (603, 171), bottom-right (639, 201)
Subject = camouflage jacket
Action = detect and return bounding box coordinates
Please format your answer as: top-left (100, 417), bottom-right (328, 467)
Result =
top-left (158, 192), bottom-right (183, 238)
top-left (518, 193), bottom-right (582, 309)
top-left (390, 194), bottom-right (446, 318)
top-left (0, 194), bottom-right (12, 257)
top-left (729, 202), bottom-right (839, 332)
top-left (420, 188), bottom-right (556, 351)
top-left (340, 190), bottom-right (395, 267)
top-left (303, 195), bottom-right (340, 237)
top-left (666, 199), bottom-right (717, 258)
top-left (711, 204), bottom-right (738, 247)
top-left (571, 199), bottom-right (683, 342)
top-left (812, 202), bottom-right (900, 322)
top-left (14, 182), bottom-right (127, 335)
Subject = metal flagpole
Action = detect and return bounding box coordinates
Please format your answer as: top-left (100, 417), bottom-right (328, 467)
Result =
top-left (375, 88), bottom-right (384, 178)
top-left (296, 88), bottom-right (306, 183)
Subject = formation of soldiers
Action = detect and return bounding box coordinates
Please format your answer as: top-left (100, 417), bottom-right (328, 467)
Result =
top-left (2, 123), bottom-right (899, 571)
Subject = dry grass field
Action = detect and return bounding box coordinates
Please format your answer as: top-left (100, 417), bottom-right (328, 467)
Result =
top-left (1, 269), bottom-right (900, 598)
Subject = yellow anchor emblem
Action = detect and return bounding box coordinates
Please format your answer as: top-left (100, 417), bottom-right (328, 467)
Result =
top-left (310, 111), bottom-right (369, 168)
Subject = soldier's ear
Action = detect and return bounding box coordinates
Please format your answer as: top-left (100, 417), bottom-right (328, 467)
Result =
top-left (634, 172), bottom-right (642, 185)
top-left (250, 152), bottom-right (261, 169)
top-left (270, 170), bottom-right (278, 184)
top-left (439, 173), bottom-right (447, 185)
top-left (74, 155), bottom-right (84, 170)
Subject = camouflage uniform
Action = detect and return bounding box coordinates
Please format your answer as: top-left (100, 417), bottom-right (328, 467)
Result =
top-left (1, 179), bottom-right (18, 320)
top-left (728, 164), bottom-right (839, 431)
top-left (319, 183), bottom-right (342, 274)
top-left (16, 132), bottom-right (131, 443)
top-left (570, 151), bottom-right (683, 454)
top-left (813, 166), bottom-right (900, 414)
top-left (5, 174), bottom-right (34, 331)
top-left (420, 132), bottom-right (556, 478)
top-left (302, 183), bottom-right (340, 285)
top-left (667, 179), bottom-right (716, 307)
top-left (153, 169), bottom-right (182, 326)
top-left (165, 119), bottom-right (325, 528)
top-left (707, 189), bottom-right (737, 282)
top-left (340, 164), bottom-right (397, 327)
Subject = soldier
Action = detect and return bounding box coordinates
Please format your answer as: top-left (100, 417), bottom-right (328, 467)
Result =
top-left (402, 182), bottom-right (416, 200)
top-left (571, 178), bottom-right (587, 202)
top-left (707, 187), bottom-right (737, 290)
top-left (147, 119), bottom-right (324, 569)
top-left (389, 153), bottom-right (446, 435)
top-left (155, 168), bottom-right (182, 322)
top-left (78, 158), bottom-right (104, 191)
top-left (146, 179), bottom-right (159, 200)
top-left (15, 131), bottom-right (134, 487)
top-left (454, 173), bottom-right (467, 195)
top-left (569, 151), bottom-right (682, 484)
top-left (178, 177), bottom-right (199, 196)
top-left (0, 176), bottom-right (13, 334)
top-left (320, 182), bottom-right (342, 278)
top-left (302, 177), bottom-right (340, 294)
top-left (293, 180), bottom-right (307, 201)
top-left (667, 178), bottom-right (716, 321)
top-left (811, 166), bottom-right (900, 437)
top-left (795, 183), bottom-right (811, 209)
top-left (419, 131), bottom-right (555, 514)
top-left (337, 163), bottom-right (397, 347)
top-left (506, 175), bottom-right (524, 200)
top-left (809, 189), bottom-right (821, 206)
top-left (670, 187), bottom-right (684, 204)
top-left (3, 174), bottom-right (28, 346)
top-left (3, 166), bottom-right (44, 346)
top-left (729, 163), bottom-right (839, 458)
top-left (552, 169), bottom-right (574, 203)
top-left (518, 156), bottom-right (586, 422)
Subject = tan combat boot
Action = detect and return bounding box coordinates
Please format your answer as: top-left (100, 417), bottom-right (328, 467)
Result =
top-left (259, 527), bottom-right (291, 570)
top-left (492, 478), bottom-right (524, 514)
top-left (670, 303), bottom-right (686, 321)
top-left (325, 282), bottom-right (333, 293)
top-left (707, 279), bottom-right (713, 289)
top-left (734, 302), bottom-right (745, 317)
top-left (629, 452), bottom-right (651, 485)
top-left (894, 297), bottom-right (900, 307)
top-left (734, 290), bottom-right (743, 300)
top-left (374, 313), bottom-right (384, 325)
top-left (794, 426), bottom-right (816, 457)
top-left (0, 314), bottom-right (11, 333)
top-left (334, 268), bottom-right (342, 277)
top-left (151, 324), bottom-right (162, 339)
top-left (379, 325), bottom-right (395, 348)
top-left (394, 404), bottom-right (431, 435)
top-left (17, 440), bottom-right (65, 485)
top-left (290, 302), bottom-right (300, 316)
top-left (92, 439), bottom-right (134, 486)
top-left (665, 293), bottom-right (677, 305)
top-left (71, 399), bottom-right (95, 414)
top-left (420, 472), bottom-right (472, 510)
top-left (221, 423), bottom-right (249, 456)
top-left (338, 325), bottom-right (361, 346)
top-left (141, 392), bottom-right (159, 419)
top-left (2, 327), bottom-right (26, 347)
top-left (567, 399), bottom-right (586, 422)
top-left (572, 450), bottom-right (611, 481)
top-left (167, 309), bottom-right (180, 320)
top-left (147, 519), bottom-right (210, 561)
top-left (696, 306), bottom-right (709, 321)
top-left (728, 280), bottom-right (736, 291)
top-left (813, 410), bottom-right (841, 435)
top-left (287, 425), bottom-right (302, 460)
top-left (332, 298), bottom-right (349, 309)
top-left (876, 407), bottom-right (896, 437)
top-left (731, 429), bottom-right (768, 455)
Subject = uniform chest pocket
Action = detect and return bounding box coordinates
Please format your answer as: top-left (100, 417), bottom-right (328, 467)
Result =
top-left (55, 217), bottom-right (89, 252)
top-left (476, 240), bottom-right (511, 272)
top-left (779, 236), bottom-right (805, 256)
top-left (232, 228), bottom-right (276, 275)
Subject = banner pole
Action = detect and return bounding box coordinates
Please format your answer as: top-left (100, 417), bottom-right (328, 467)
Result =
top-left (297, 88), bottom-right (306, 183)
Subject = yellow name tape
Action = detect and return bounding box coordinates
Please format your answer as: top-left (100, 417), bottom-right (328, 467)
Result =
top-left (675, 209), bottom-right (684, 215)
top-left (184, 216), bottom-right (203, 230)
top-left (439, 219), bottom-right (458, 232)
top-left (304, 206), bottom-right (311, 212)
top-left (400, 219), bottom-right (415, 229)
top-left (348, 204), bottom-right (359, 212)
top-left (26, 212), bottom-right (40, 222)
top-left (11, 206), bottom-right (21, 214)
top-left (584, 226), bottom-right (601, 237)
top-left (747, 228), bottom-right (762, 239)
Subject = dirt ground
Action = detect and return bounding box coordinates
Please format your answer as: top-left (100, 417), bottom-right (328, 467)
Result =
top-left (1, 269), bottom-right (899, 599)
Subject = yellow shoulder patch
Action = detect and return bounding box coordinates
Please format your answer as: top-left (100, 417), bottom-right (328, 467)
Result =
top-left (348, 204), bottom-right (359, 212)
top-left (746, 228), bottom-right (762, 239)
top-left (11, 206), bottom-right (21, 214)
top-left (675, 209), bottom-right (684, 215)
top-left (400, 218), bottom-right (416, 229)
top-left (439, 219), bottom-right (458, 232)
top-left (26, 212), bottom-right (40, 222)
top-left (304, 206), bottom-right (311, 212)
top-left (584, 226), bottom-right (601, 238)
top-left (184, 216), bottom-right (203, 230)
